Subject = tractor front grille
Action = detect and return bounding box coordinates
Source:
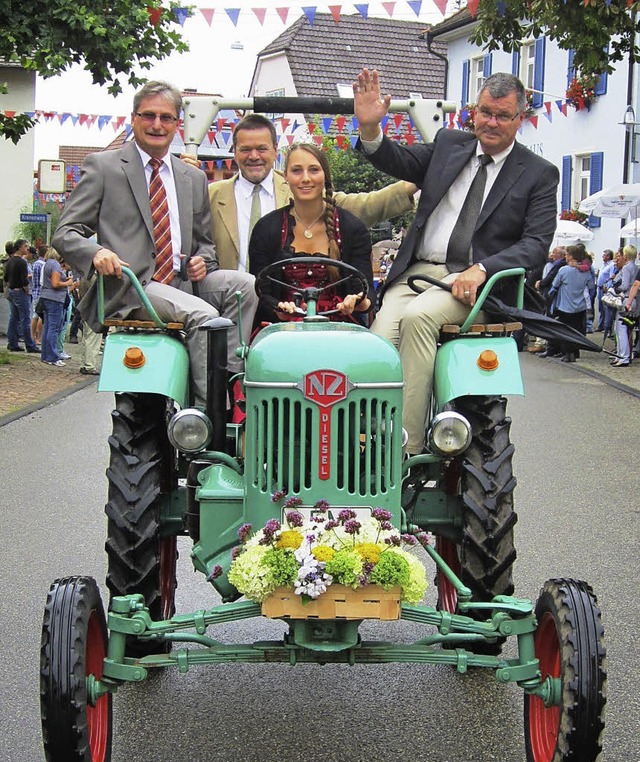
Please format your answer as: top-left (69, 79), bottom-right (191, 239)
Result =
top-left (245, 390), bottom-right (403, 505)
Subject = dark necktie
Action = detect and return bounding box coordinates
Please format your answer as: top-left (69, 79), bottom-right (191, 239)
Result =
top-left (446, 153), bottom-right (493, 272)
top-left (149, 157), bottom-right (174, 284)
top-left (249, 184), bottom-right (262, 237)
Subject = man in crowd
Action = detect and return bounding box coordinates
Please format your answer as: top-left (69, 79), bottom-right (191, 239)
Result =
top-left (596, 248), bottom-right (615, 331)
top-left (353, 67), bottom-right (559, 454)
top-left (3, 239), bottom-right (39, 353)
top-left (184, 113), bottom-right (417, 271)
top-left (53, 81), bottom-right (257, 406)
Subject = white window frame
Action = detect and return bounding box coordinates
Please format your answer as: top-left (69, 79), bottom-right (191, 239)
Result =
top-left (519, 40), bottom-right (536, 90)
top-left (574, 154), bottom-right (592, 204)
top-left (469, 56), bottom-right (485, 103)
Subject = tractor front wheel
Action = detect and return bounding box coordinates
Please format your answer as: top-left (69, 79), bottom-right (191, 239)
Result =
top-left (40, 576), bottom-right (112, 762)
top-left (105, 392), bottom-right (178, 656)
top-left (524, 578), bottom-right (606, 762)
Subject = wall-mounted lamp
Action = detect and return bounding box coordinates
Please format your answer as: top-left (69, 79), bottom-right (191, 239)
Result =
top-left (620, 105), bottom-right (640, 163)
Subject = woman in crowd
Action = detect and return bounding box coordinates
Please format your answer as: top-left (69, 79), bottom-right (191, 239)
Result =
top-left (39, 248), bottom-right (79, 367)
top-left (249, 142), bottom-right (374, 325)
top-left (548, 242), bottom-right (596, 363)
top-left (610, 244), bottom-right (638, 367)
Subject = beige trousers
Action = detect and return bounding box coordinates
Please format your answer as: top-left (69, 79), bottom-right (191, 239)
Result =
top-left (372, 261), bottom-right (482, 454)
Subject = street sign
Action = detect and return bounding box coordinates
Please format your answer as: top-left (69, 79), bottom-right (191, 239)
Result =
top-left (37, 160), bottom-right (66, 193)
top-left (20, 213), bottom-right (49, 223)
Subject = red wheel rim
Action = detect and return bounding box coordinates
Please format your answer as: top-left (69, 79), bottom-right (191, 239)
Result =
top-left (528, 611), bottom-right (561, 761)
top-left (159, 537), bottom-right (177, 621)
top-left (436, 537), bottom-right (461, 613)
top-left (86, 611), bottom-right (109, 761)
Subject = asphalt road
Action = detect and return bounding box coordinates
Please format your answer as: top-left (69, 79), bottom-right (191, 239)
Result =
top-left (0, 356), bottom-right (637, 762)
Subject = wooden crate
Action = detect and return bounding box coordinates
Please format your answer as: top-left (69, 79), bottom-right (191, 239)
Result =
top-left (262, 584), bottom-right (401, 621)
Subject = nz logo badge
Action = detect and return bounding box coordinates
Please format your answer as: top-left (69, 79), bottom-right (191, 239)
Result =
top-left (302, 370), bottom-right (351, 480)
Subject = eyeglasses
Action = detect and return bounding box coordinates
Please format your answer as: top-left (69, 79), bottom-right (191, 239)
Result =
top-left (135, 112), bottom-right (179, 125)
top-left (476, 107), bottom-right (521, 124)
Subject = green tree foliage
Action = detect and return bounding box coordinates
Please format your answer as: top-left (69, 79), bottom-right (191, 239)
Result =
top-left (470, 0), bottom-right (640, 77)
top-left (0, 0), bottom-right (190, 142)
top-left (321, 137), bottom-right (415, 231)
top-left (11, 201), bottom-right (63, 246)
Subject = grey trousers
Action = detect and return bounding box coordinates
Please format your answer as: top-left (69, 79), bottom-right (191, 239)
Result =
top-left (372, 261), bottom-right (482, 454)
top-left (141, 270), bottom-right (257, 407)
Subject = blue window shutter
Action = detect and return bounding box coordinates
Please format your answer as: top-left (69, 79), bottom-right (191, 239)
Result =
top-left (561, 156), bottom-right (572, 213)
top-left (483, 54), bottom-right (492, 78)
top-left (567, 50), bottom-right (575, 87)
top-left (532, 37), bottom-right (546, 109)
top-left (512, 51), bottom-right (520, 76)
top-left (595, 48), bottom-right (608, 95)
top-left (462, 60), bottom-right (470, 105)
top-left (589, 152), bottom-right (604, 228)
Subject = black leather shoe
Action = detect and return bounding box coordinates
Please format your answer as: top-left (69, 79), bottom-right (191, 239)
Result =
top-left (7, 346), bottom-right (24, 352)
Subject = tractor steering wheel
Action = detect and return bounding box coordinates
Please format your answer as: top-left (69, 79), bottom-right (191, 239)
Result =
top-left (254, 256), bottom-right (370, 318)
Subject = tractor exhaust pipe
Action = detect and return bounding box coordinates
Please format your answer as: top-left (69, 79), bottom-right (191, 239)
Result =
top-left (200, 317), bottom-right (234, 452)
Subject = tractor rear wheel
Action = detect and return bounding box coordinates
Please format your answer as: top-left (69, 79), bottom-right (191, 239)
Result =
top-left (436, 396), bottom-right (517, 653)
top-left (40, 576), bottom-right (112, 762)
top-left (524, 578), bottom-right (606, 761)
top-left (105, 392), bottom-right (178, 656)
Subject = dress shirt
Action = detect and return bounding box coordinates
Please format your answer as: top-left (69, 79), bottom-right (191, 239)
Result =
top-left (135, 145), bottom-right (181, 272)
top-left (361, 132), bottom-right (513, 265)
top-left (235, 171), bottom-right (276, 272)
top-left (597, 260), bottom-right (615, 287)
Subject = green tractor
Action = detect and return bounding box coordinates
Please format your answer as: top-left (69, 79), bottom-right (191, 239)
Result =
top-left (40, 98), bottom-right (606, 762)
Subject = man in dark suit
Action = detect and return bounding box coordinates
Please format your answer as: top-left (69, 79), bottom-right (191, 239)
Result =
top-left (54, 81), bottom-right (257, 406)
top-left (353, 68), bottom-right (559, 453)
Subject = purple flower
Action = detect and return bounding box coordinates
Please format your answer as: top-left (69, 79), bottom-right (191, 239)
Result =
top-left (380, 521), bottom-right (393, 532)
top-left (283, 496), bottom-right (303, 510)
top-left (344, 519), bottom-right (361, 535)
top-left (237, 522), bottom-right (253, 543)
top-left (262, 518), bottom-right (281, 542)
top-left (324, 520), bottom-right (339, 531)
top-left (306, 533), bottom-right (316, 544)
top-left (230, 545), bottom-right (244, 561)
top-left (415, 532), bottom-right (431, 548)
top-left (385, 536), bottom-right (401, 547)
top-left (338, 509), bottom-right (357, 523)
top-left (313, 499), bottom-right (330, 512)
top-left (372, 508), bottom-right (392, 523)
top-left (401, 533), bottom-right (418, 546)
top-left (207, 564), bottom-right (223, 581)
top-left (286, 510), bottom-right (304, 527)
top-left (271, 490), bottom-right (286, 503)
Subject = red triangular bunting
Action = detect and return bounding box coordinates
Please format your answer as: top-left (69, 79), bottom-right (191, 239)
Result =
top-left (336, 116), bottom-right (346, 132)
top-left (224, 159), bottom-right (233, 170)
top-left (393, 114), bottom-right (403, 129)
top-left (528, 115), bottom-right (538, 129)
top-left (200, 8), bottom-right (214, 25)
top-left (329, 5), bottom-right (341, 22)
top-left (467, 0), bottom-right (480, 16)
top-left (252, 8), bottom-right (266, 24)
top-left (147, 7), bottom-right (162, 26)
top-left (280, 118), bottom-right (290, 131)
top-left (433, 0), bottom-right (447, 13)
top-left (336, 134), bottom-right (348, 149)
top-left (406, 134), bottom-right (416, 145)
top-left (381, 2), bottom-right (395, 16)
top-left (217, 118), bottom-right (227, 131)
top-left (276, 7), bottom-right (289, 23)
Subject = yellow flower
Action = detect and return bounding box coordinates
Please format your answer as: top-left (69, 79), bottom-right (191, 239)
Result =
top-left (276, 530), bottom-right (303, 550)
top-left (312, 545), bottom-right (336, 562)
top-left (355, 542), bottom-right (382, 564)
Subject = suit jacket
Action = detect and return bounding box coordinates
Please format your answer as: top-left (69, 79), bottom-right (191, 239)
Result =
top-left (358, 130), bottom-right (559, 304)
top-left (209, 170), bottom-right (415, 270)
top-left (53, 141), bottom-right (216, 331)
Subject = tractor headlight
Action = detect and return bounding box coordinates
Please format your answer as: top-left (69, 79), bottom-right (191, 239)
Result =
top-left (168, 409), bottom-right (212, 453)
top-left (427, 412), bottom-right (472, 457)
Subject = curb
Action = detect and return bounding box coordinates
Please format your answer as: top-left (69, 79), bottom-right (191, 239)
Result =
top-left (547, 357), bottom-right (640, 399)
top-left (0, 376), bottom-right (98, 427)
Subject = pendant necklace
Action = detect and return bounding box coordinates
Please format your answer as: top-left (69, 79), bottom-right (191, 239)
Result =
top-left (294, 206), bottom-right (324, 239)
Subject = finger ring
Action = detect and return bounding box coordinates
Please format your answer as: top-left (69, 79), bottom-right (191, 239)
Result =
top-left (464, 290), bottom-right (470, 295)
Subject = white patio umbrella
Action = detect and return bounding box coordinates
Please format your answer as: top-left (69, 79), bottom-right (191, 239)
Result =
top-left (578, 183), bottom-right (640, 218)
top-left (618, 220), bottom-right (640, 238)
top-left (553, 218), bottom-right (595, 243)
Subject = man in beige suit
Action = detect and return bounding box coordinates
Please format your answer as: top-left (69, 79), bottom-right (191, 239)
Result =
top-left (195, 114), bottom-right (416, 271)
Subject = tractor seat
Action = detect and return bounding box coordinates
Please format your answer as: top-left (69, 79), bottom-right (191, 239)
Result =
top-left (440, 321), bottom-right (522, 338)
top-left (103, 318), bottom-right (185, 330)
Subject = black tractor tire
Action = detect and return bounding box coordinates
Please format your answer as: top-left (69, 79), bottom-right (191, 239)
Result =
top-left (436, 396), bottom-right (517, 653)
top-left (105, 392), bottom-right (178, 656)
top-left (524, 578), bottom-right (606, 761)
top-left (41, 576), bottom-right (113, 762)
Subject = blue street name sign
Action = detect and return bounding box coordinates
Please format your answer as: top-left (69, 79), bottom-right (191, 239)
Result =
top-left (20, 213), bottom-right (49, 223)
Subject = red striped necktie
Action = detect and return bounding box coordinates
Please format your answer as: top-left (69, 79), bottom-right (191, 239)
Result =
top-left (149, 157), bottom-right (174, 284)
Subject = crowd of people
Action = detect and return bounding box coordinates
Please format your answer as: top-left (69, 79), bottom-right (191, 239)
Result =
top-left (529, 242), bottom-right (639, 367)
top-left (3, 69), bottom-right (638, 446)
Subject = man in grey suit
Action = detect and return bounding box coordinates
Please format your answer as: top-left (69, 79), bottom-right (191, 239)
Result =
top-left (354, 68), bottom-right (559, 453)
top-left (53, 81), bottom-right (257, 406)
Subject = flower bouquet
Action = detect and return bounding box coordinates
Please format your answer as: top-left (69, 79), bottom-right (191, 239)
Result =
top-left (227, 494), bottom-right (429, 618)
top-left (560, 205), bottom-right (590, 228)
top-left (566, 73), bottom-right (598, 111)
